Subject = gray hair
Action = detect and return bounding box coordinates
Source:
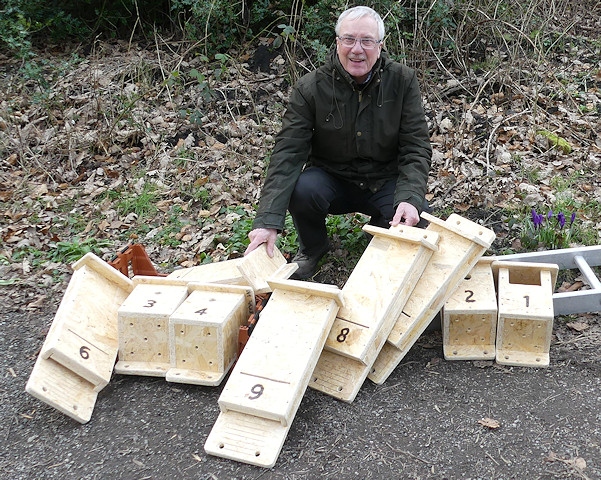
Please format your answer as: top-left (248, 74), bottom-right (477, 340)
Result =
top-left (335, 6), bottom-right (385, 41)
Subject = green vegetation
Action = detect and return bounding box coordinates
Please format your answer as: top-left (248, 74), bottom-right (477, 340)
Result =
top-left (50, 237), bottom-right (112, 264)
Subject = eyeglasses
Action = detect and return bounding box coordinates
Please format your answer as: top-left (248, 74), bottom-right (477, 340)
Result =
top-left (337, 36), bottom-right (381, 49)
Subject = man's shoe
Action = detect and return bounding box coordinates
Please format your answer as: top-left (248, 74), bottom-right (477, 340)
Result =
top-left (290, 244), bottom-right (330, 280)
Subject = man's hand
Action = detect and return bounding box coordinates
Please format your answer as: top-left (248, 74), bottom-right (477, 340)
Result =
top-left (390, 202), bottom-right (420, 227)
top-left (244, 228), bottom-right (278, 257)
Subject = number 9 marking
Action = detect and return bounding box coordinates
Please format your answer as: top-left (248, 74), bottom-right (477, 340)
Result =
top-left (249, 384), bottom-right (264, 400)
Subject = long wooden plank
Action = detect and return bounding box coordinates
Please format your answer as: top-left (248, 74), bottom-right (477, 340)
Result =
top-left (369, 213), bottom-right (496, 384)
top-left (308, 224), bottom-right (439, 402)
top-left (167, 258), bottom-right (246, 285)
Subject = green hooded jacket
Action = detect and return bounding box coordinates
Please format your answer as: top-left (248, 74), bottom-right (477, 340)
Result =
top-left (252, 50), bottom-right (432, 231)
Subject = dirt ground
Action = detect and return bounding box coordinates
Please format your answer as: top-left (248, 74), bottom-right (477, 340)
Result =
top-left (1, 282), bottom-right (600, 480)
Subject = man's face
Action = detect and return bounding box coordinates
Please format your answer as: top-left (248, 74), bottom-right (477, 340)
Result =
top-left (336, 15), bottom-right (382, 83)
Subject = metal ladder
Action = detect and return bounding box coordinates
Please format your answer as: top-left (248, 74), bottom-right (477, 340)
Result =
top-left (496, 245), bottom-right (601, 316)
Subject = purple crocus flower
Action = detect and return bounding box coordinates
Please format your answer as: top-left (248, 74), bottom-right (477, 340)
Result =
top-left (557, 212), bottom-right (566, 229)
top-left (531, 209), bottom-right (543, 228)
top-left (547, 210), bottom-right (554, 220)
top-left (570, 212), bottom-right (576, 225)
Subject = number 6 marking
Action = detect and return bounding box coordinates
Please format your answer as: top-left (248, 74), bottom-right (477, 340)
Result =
top-left (249, 384), bottom-right (264, 400)
top-left (80, 346), bottom-right (90, 359)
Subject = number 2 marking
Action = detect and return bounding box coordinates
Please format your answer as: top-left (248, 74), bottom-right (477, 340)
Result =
top-left (465, 290), bottom-right (475, 303)
top-left (249, 384), bottom-right (264, 400)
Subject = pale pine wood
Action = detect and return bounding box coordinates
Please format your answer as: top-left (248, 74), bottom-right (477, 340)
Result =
top-left (26, 354), bottom-right (97, 424)
top-left (237, 243), bottom-right (296, 293)
top-left (217, 281), bottom-right (343, 426)
top-left (309, 224), bottom-right (439, 402)
top-left (204, 410), bottom-right (289, 468)
top-left (39, 253), bottom-right (133, 391)
top-left (492, 261), bottom-right (558, 367)
top-left (206, 279), bottom-right (343, 468)
top-left (167, 258), bottom-right (246, 285)
top-left (114, 277), bottom-right (189, 377)
top-left (166, 283), bottom-right (254, 386)
top-left (443, 258), bottom-right (498, 360)
top-left (369, 213), bottom-right (496, 384)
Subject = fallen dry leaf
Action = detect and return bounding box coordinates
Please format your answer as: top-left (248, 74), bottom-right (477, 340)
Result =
top-left (566, 321), bottom-right (589, 332)
top-left (478, 417), bottom-right (500, 429)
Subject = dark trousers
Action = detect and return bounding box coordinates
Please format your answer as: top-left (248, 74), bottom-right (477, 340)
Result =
top-left (288, 167), bottom-right (396, 254)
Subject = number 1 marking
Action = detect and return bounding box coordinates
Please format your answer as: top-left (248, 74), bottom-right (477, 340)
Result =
top-left (524, 295), bottom-right (530, 307)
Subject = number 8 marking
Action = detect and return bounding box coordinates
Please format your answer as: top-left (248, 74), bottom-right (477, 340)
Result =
top-left (337, 327), bottom-right (350, 343)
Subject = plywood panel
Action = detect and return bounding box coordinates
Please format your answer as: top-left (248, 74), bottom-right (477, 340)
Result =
top-left (206, 279), bottom-right (343, 468)
top-left (309, 224), bottom-right (439, 402)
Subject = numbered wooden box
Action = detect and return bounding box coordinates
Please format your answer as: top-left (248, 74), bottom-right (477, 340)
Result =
top-left (309, 224), bottom-right (438, 402)
top-left (114, 277), bottom-right (189, 377)
top-left (166, 283), bottom-right (254, 386)
top-left (443, 258), bottom-right (497, 360)
top-left (26, 253), bottom-right (133, 423)
top-left (492, 261), bottom-right (558, 367)
top-left (205, 279), bottom-right (343, 468)
top-left (369, 213), bottom-right (497, 385)
top-left (37, 253), bottom-right (134, 390)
